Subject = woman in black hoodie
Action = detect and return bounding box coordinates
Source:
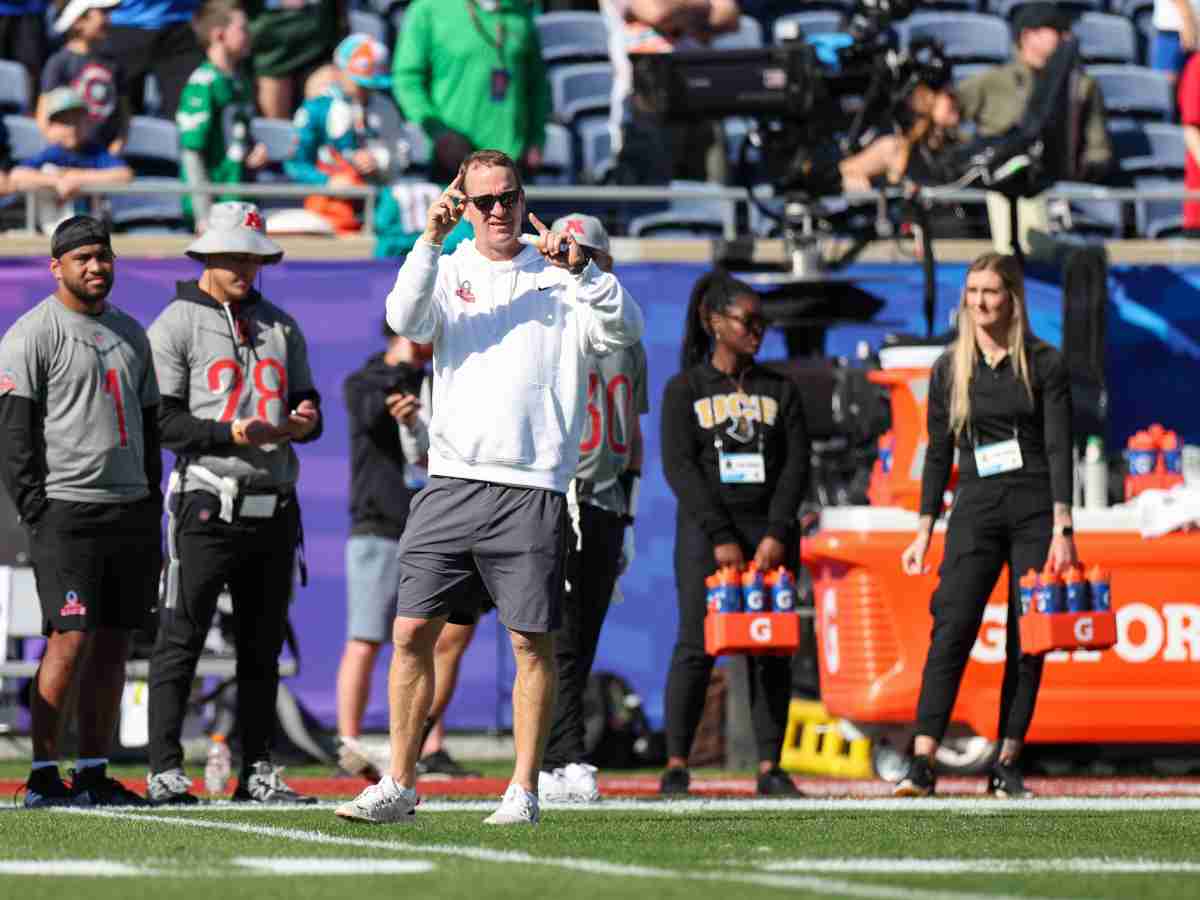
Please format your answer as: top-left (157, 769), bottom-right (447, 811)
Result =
top-left (658, 271), bottom-right (810, 796)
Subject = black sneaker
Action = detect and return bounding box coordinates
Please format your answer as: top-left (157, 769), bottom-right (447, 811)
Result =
top-left (893, 755), bottom-right (937, 797)
top-left (21, 767), bottom-right (76, 808)
top-left (416, 749), bottom-right (482, 779)
top-left (233, 761), bottom-right (317, 804)
top-left (988, 761), bottom-right (1034, 799)
top-left (70, 766), bottom-right (150, 807)
top-left (659, 767), bottom-right (690, 796)
top-left (757, 766), bottom-right (801, 797)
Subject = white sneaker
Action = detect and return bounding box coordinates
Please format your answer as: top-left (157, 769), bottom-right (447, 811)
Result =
top-left (483, 782), bottom-right (540, 825)
top-left (334, 776), bottom-right (418, 824)
top-left (539, 763), bottom-right (600, 803)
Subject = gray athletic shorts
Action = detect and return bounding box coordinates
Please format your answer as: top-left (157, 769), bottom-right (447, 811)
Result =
top-left (345, 534), bottom-right (402, 643)
top-left (395, 477), bottom-right (567, 633)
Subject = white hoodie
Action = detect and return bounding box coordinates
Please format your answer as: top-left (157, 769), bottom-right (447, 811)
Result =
top-left (385, 238), bottom-right (644, 493)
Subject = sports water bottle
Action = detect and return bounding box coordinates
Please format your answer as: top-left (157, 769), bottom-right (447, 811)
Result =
top-left (1063, 566), bottom-right (1089, 613)
top-left (770, 567), bottom-right (797, 612)
top-left (1086, 565), bottom-right (1112, 612)
top-left (204, 733), bottom-right (232, 797)
top-left (1036, 566), bottom-right (1064, 614)
top-left (1162, 431), bottom-right (1184, 486)
top-left (715, 566), bottom-right (742, 612)
top-left (1125, 430), bottom-right (1158, 499)
top-left (705, 574), bottom-right (720, 613)
top-left (742, 566), bottom-right (768, 612)
top-left (1018, 569), bottom-right (1039, 616)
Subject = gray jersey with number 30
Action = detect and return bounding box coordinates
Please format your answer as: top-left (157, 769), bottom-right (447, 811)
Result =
top-left (0, 295), bottom-right (158, 502)
top-left (574, 341), bottom-right (648, 514)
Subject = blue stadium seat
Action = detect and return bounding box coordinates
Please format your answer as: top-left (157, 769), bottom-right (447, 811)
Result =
top-left (1089, 66), bottom-right (1175, 122)
top-left (3, 114), bottom-right (46, 162)
top-left (1073, 13), bottom-right (1138, 65)
top-left (575, 116), bottom-right (614, 184)
top-left (535, 11), bottom-right (608, 66)
top-left (549, 62), bottom-right (613, 125)
top-left (772, 11), bottom-right (844, 44)
top-left (627, 180), bottom-right (731, 237)
top-left (0, 60), bottom-right (31, 114)
top-left (250, 117), bottom-right (298, 164)
top-left (1111, 122), bottom-right (1186, 178)
top-left (1051, 181), bottom-right (1124, 237)
top-left (900, 13), bottom-right (1011, 64)
top-left (712, 15), bottom-right (764, 49)
top-left (1131, 8), bottom-right (1154, 66)
top-left (110, 116), bottom-right (184, 230)
top-left (533, 121), bottom-right (574, 184)
top-left (1134, 176), bottom-right (1185, 238)
top-left (348, 9), bottom-right (387, 43)
top-left (991, 0), bottom-right (1107, 18)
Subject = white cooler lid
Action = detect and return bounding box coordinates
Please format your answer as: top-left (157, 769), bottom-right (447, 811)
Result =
top-left (878, 345), bottom-right (946, 370)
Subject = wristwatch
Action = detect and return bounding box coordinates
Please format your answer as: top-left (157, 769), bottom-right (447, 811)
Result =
top-left (1053, 525), bottom-right (1074, 538)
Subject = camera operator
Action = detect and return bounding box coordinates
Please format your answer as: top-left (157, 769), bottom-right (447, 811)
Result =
top-left (601, 0), bottom-right (742, 185)
top-left (955, 2), bottom-right (1112, 256)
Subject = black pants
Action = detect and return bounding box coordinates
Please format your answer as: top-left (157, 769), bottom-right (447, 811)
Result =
top-left (100, 23), bottom-right (203, 118)
top-left (915, 478), bottom-right (1052, 744)
top-left (148, 491), bottom-right (298, 775)
top-left (543, 502), bottom-right (625, 770)
top-left (664, 515), bottom-right (795, 764)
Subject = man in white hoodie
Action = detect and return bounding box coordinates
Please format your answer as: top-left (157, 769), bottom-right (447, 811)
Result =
top-left (335, 149), bottom-right (644, 826)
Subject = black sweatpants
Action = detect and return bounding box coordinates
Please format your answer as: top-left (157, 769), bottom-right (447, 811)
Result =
top-left (915, 478), bottom-right (1052, 743)
top-left (148, 491), bottom-right (298, 776)
top-left (100, 23), bottom-right (203, 118)
top-left (543, 502), bottom-right (625, 770)
top-left (664, 515), bottom-right (795, 764)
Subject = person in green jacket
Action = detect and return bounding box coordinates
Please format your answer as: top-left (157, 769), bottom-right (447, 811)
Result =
top-left (392, 0), bottom-right (551, 182)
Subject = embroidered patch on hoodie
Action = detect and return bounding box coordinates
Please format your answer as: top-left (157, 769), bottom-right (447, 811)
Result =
top-left (455, 281), bottom-right (476, 303)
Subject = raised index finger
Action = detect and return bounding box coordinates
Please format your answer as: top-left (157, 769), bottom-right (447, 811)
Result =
top-left (528, 212), bottom-right (548, 235)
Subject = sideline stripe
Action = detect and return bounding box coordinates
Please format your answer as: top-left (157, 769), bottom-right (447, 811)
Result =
top-left (233, 857), bottom-right (436, 875)
top-left (58, 808), bottom-right (1076, 900)
top-left (0, 860), bottom-right (146, 876)
top-left (762, 858), bottom-right (1200, 874)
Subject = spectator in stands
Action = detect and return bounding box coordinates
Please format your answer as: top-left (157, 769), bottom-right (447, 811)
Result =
top-left (248, 0), bottom-right (347, 120)
top-left (100, 0), bottom-right (204, 118)
top-left (0, 0), bottom-right (49, 94)
top-left (956, 2), bottom-right (1111, 256)
top-left (40, 0), bottom-right (129, 156)
top-left (392, 0), bottom-right (550, 182)
top-left (177, 0), bottom-right (268, 228)
top-left (285, 34), bottom-right (394, 235)
top-left (1179, 52), bottom-right (1200, 232)
top-left (10, 88), bottom-right (134, 234)
top-left (600, 0), bottom-right (741, 186)
top-left (1153, 0), bottom-right (1199, 81)
top-left (839, 85), bottom-right (962, 192)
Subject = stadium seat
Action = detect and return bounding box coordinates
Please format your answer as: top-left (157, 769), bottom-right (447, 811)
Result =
top-left (712, 15), bottom-right (764, 49)
top-left (534, 121), bottom-right (574, 184)
top-left (110, 116), bottom-right (185, 231)
top-left (991, 0), bottom-right (1107, 18)
top-left (250, 117), bottom-right (298, 164)
top-left (1132, 8), bottom-right (1154, 66)
top-left (1133, 175), bottom-right (1185, 238)
top-left (0, 60), bottom-right (31, 114)
top-left (535, 11), bottom-right (608, 66)
top-left (772, 11), bottom-right (844, 44)
top-left (366, 92), bottom-right (430, 176)
top-left (1050, 181), bottom-right (1124, 238)
top-left (1089, 66), bottom-right (1175, 122)
top-left (899, 13), bottom-right (1011, 64)
top-left (1111, 122), bottom-right (1186, 178)
top-left (3, 114), bottom-right (47, 162)
top-left (575, 116), bottom-right (614, 184)
top-left (1073, 13), bottom-right (1138, 65)
top-left (549, 62), bottom-right (613, 125)
top-left (348, 9), bottom-right (387, 43)
top-left (627, 180), bottom-right (732, 237)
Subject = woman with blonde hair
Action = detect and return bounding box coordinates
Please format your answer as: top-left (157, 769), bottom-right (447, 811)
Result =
top-left (895, 252), bottom-right (1076, 799)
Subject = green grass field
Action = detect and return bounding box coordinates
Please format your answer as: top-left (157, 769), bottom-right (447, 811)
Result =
top-left (2, 797), bottom-right (1200, 899)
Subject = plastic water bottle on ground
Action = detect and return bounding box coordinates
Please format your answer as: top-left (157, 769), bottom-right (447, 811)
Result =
top-left (205, 733), bottom-right (232, 797)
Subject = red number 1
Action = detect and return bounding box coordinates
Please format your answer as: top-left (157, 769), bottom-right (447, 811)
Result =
top-left (103, 368), bottom-right (128, 448)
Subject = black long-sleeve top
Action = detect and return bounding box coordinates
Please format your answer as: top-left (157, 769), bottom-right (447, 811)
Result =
top-left (661, 362), bottom-right (810, 545)
top-left (920, 340), bottom-right (1073, 518)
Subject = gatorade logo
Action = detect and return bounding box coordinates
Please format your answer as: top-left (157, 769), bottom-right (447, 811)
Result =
top-left (750, 617), bottom-right (773, 643)
top-left (1074, 617), bottom-right (1094, 642)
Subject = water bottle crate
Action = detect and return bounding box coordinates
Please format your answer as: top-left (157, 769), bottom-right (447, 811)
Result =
top-left (1019, 609), bottom-right (1117, 655)
top-left (704, 612), bottom-right (800, 656)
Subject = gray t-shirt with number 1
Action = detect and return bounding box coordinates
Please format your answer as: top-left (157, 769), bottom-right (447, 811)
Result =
top-left (0, 294), bottom-right (159, 502)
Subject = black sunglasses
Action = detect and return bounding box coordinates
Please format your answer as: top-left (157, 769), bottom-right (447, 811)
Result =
top-left (467, 189), bottom-right (522, 212)
top-left (722, 312), bottom-right (767, 333)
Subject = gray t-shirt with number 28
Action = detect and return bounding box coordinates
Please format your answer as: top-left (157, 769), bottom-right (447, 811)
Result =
top-left (0, 295), bottom-right (159, 502)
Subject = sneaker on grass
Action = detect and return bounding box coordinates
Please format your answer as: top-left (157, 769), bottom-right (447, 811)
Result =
top-left (337, 736), bottom-right (383, 783)
top-left (416, 749), bottom-right (481, 779)
top-left (756, 766), bottom-right (801, 796)
top-left (335, 776), bottom-right (418, 824)
top-left (893, 755), bottom-right (937, 798)
top-left (483, 782), bottom-right (540, 825)
top-left (233, 761), bottom-right (317, 804)
top-left (539, 762), bottom-right (600, 802)
top-left (22, 767), bottom-right (77, 808)
top-left (988, 761), bottom-right (1034, 799)
top-left (659, 766), bottom-right (690, 796)
top-left (71, 766), bottom-right (150, 806)
top-left (146, 768), bottom-right (200, 805)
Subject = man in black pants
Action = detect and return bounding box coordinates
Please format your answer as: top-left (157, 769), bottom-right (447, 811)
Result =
top-left (538, 214), bottom-right (648, 803)
top-left (144, 202), bottom-right (322, 805)
top-left (0, 217), bottom-right (160, 807)
top-left (99, 0), bottom-right (204, 116)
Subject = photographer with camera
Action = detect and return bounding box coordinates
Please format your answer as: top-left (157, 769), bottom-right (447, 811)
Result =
top-left (955, 3), bottom-right (1111, 256)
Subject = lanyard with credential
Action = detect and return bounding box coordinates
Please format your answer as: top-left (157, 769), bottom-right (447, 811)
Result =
top-left (714, 391), bottom-right (767, 485)
top-left (970, 418), bottom-right (1024, 478)
top-left (467, 0), bottom-right (511, 102)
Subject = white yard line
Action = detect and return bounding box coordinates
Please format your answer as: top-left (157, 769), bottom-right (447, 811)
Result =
top-left (232, 857), bottom-right (436, 875)
top-left (55, 808), bottom-right (1082, 900)
top-left (761, 858), bottom-right (1200, 874)
top-left (0, 860), bottom-right (146, 876)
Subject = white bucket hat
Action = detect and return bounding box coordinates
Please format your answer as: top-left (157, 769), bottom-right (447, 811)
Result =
top-left (186, 202), bottom-right (284, 264)
top-left (53, 0), bottom-right (119, 35)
